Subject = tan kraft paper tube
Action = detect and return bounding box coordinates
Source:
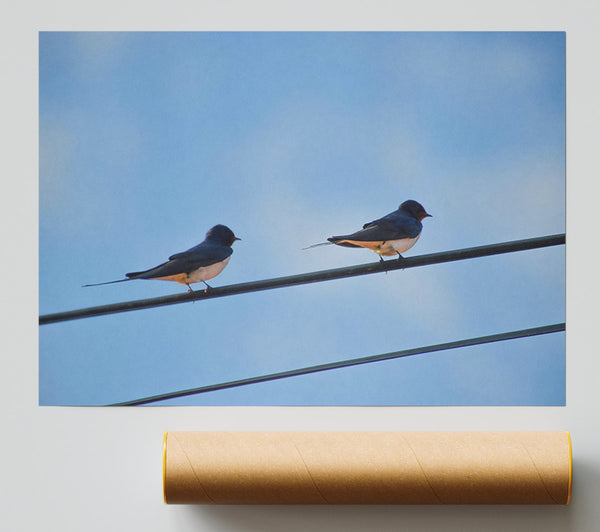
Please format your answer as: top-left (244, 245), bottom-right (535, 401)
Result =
top-left (163, 431), bottom-right (572, 505)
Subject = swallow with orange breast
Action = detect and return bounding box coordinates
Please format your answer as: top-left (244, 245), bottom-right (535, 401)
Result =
top-left (83, 224), bottom-right (240, 292)
top-left (306, 200), bottom-right (431, 261)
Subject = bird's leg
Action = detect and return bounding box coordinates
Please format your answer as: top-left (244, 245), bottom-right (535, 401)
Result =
top-left (186, 283), bottom-right (194, 293)
top-left (377, 254), bottom-right (390, 274)
top-left (396, 252), bottom-right (404, 260)
top-left (203, 281), bottom-right (212, 293)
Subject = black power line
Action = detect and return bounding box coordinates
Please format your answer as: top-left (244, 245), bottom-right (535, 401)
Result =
top-left (111, 322), bottom-right (565, 406)
top-left (40, 233), bottom-right (565, 325)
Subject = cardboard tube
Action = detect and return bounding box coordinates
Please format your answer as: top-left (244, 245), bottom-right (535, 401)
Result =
top-left (163, 431), bottom-right (572, 505)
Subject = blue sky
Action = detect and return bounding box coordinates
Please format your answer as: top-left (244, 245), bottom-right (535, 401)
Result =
top-left (39, 32), bottom-right (565, 406)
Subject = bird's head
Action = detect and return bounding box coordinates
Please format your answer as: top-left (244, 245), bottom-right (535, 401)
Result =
top-left (206, 225), bottom-right (241, 246)
top-left (400, 200), bottom-right (432, 221)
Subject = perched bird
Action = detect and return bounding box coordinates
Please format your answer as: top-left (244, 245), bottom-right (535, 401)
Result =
top-left (306, 200), bottom-right (431, 261)
top-left (83, 224), bottom-right (240, 292)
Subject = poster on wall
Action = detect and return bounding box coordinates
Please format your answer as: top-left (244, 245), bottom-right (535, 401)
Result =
top-left (39, 31), bottom-right (565, 406)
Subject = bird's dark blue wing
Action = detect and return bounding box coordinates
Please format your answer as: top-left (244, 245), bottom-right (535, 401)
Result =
top-left (127, 244), bottom-right (233, 279)
top-left (334, 217), bottom-right (422, 242)
top-left (176, 244), bottom-right (233, 268)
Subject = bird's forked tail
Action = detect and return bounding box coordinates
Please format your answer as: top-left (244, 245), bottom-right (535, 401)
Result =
top-left (302, 241), bottom-right (334, 251)
top-left (82, 278), bottom-right (131, 288)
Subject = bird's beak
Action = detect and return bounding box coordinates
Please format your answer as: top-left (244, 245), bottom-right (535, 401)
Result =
top-left (235, 237), bottom-right (242, 241)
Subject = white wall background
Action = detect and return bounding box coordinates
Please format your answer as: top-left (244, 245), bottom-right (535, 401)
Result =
top-left (3, 1), bottom-right (599, 530)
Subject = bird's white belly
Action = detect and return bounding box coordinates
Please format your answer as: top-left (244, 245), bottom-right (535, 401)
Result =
top-left (383, 235), bottom-right (421, 255)
top-left (186, 257), bottom-right (231, 283)
top-left (155, 257), bottom-right (231, 285)
top-left (342, 235), bottom-right (421, 256)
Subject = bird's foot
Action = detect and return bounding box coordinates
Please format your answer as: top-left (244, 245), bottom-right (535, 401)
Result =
top-left (203, 282), bottom-right (212, 293)
top-left (396, 253), bottom-right (407, 270)
top-left (378, 254), bottom-right (391, 274)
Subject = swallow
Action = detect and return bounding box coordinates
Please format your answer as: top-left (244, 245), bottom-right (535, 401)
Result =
top-left (305, 200), bottom-right (431, 261)
top-left (83, 224), bottom-right (240, 292)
